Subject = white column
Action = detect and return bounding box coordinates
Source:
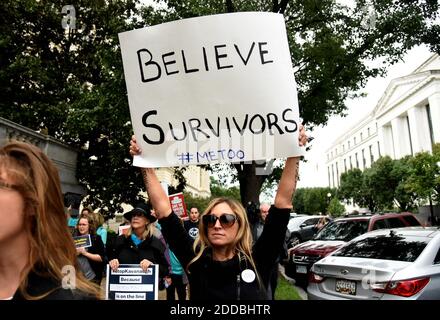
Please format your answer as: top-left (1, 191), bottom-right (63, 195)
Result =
top-left (428, 93), bottom-right (440, 144)
top-left (378, 125), bottom-right (394, 158)
top-left (407, 105), bottom-right (432, 154)
top-left (327, 166), bottom-right (331, 188)
top-left (391, 117), bottom-right (411, 159)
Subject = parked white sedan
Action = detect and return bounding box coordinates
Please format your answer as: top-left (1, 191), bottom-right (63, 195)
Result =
top-left (308, 227), bottom-right (440, 300)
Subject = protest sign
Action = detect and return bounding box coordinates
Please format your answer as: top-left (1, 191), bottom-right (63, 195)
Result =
top-left (118, 225), bottom-right (130, 236)
top-left (169, 192), bottom-right (187, 218)
top-left (106, 264), bottom-right (159, 300)
top-left (73, 234), bottom-right (92, 249)
top-left (119, 12), bottom-right (303, 168)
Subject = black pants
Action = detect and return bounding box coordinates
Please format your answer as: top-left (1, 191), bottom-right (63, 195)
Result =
top-left (166, 274), bottom-right (187, 301)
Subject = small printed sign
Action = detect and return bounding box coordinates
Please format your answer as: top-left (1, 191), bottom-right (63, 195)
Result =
top-left (106, 264), bottom-right (159, 300)
top-left (118, 225), bottom-right (131, 236)
top-left (169, 192), bottom-right (187, 218)
top-left (73, 234), bottom-right (92, 249)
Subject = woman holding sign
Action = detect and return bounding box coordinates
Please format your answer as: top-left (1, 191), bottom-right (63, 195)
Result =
top-left (129, 126), bottom-right (308, 300)
top-left (74, 216), bottom-right (106, 285)
top-left (108, 202), bottom-right (169, 279)
top-left (0, 141), bottom-right (100, 299)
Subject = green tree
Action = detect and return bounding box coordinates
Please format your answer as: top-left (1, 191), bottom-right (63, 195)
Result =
top-left (293, 188), bottom-right (306, 214)
top-left (183, 192), bottom-right (212, 214)
top-left (209, 177), bottom-right (241, 201)
top-left (327, 197), bottom-right (345, 217)
top-left (339, 168), bottom-right (364, 205)
top-left (406, 144), bottom-right (440, 220)
top-left (293, 187), bottom-right (334, 215)
top-left (364, 156), bottom-right (399, 211)
top-left (393, 156), bottom-right (418, 211)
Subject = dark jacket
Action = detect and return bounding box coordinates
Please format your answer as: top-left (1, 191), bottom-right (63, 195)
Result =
top-left (108, 234), bottom-right (169, 278)
top-left (159, 205), bottom-right (290, 300)
top-left (87, 234), bottom-right (106, 282)
top-left (13, 270), bottom-right (97, 300)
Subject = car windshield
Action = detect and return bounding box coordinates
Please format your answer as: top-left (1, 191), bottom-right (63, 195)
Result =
top-left (314, 220), bottom-right (369, 241)
top-left (333, 233), bottom-right (429, 262)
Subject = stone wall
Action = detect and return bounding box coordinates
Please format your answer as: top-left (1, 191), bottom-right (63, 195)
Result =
top-left (0, 117), bottom-right (85, 197)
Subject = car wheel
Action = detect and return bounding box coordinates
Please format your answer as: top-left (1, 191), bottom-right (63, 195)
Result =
top-left (288, 234), bottom-right (301, 248)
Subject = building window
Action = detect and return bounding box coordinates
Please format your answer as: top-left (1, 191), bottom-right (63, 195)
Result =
top-left (377, 142), bottom-right (381, 157)
top-left (354, 137), bottom-right (357, 145)
top-left (344, 158), bottom-right (347, 172)
top-left (367, 127), bottom-right (370, 136)
top-left (355, 153), bottom-right (359, 168)
top-left (343, 144), bottom-right (345, 152)
top-left (348, 141), bottom-right (351, 149)
top-left (426, 104), bottom-right (434, 146)
top-left (349, 156), bottom-right (353, 170)
top-left (360, 132), bottom-right (363, 141)
top-left (369, 145), bottom-right (374, 163)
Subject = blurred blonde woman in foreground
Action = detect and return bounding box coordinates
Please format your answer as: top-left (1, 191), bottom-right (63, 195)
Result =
top-left (0, 141), bottom-right (100, 300)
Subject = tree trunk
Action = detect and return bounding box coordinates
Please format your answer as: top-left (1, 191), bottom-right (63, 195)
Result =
top-left (234, 162), bottom-right (267, 207)
top-left (429, 195), bottom-right (434, 226)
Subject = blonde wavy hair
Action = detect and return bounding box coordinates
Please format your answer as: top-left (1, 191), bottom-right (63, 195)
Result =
top-left (0, 141), bottom-right (101, 299)
top-left (188, 197), bottom-right (259, 278)
top-left (125, 217), bottom-right (156, 240)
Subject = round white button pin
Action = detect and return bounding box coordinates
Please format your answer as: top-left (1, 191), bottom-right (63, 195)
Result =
top-left (241, 269), bottom-right (256, 283)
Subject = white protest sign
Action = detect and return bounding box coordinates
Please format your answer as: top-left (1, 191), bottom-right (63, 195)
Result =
top-left (119, 12), bottom-right (302, 168)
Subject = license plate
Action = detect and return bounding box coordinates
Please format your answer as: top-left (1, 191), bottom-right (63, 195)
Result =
top-left (296, 265), bottom-right (307, 274)
top-left (335, 279), bottom-right (356, 295)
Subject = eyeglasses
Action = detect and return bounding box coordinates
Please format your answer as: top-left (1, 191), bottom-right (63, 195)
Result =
top-left (132, 212), bottom-right (145, 218)
top-left (202, 213), bottom-right (237, 228)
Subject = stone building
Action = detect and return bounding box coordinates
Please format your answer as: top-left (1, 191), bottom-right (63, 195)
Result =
top-left (326, 54), bottom-right (440, 188)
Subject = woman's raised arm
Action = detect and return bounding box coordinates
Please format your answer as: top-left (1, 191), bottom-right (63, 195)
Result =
top-left (129, 135), bottom-right (172, 219)
top-left (274, 126), bottom-right (308, 209)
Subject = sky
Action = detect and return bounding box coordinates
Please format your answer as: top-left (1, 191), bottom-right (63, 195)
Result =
top-left (297, 44), bottom-right (434, 189)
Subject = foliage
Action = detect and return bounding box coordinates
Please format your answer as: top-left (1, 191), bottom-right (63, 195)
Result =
top-left (406, 144), bottom-right (440, 204)
top-left (392, 156), bottom-right (418, 211)
top-left (293, 187), bottom-right (336, 215)
top-left (339, 168), bottom-right (364, 206)
top-left (182, 176), bottom-right (241, 213)
top-left (209, 177), bottom-right (241, 201)
top-left (338, 146), bottom-right (440, 213)
top-left (363, 156), bottom-right (399, 211)
top-left (182, 192), bottom-right (212, 214)
top-left (327, 197), bottom-right (345, 217)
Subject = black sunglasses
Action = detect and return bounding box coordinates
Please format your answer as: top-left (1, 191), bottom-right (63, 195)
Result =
top-left (202, 213), bottom-right (237, 228)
